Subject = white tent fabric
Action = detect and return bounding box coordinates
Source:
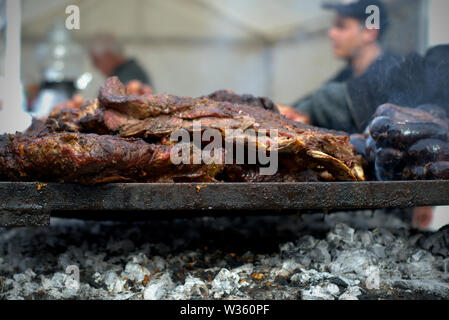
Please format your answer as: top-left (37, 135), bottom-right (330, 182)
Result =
top-left (22, 0), bottom-right (73, 26)
top-left (21, 0), bottom-right (331, 41)
top-left (20, 0), bottom-right (342, 103)
top-left (16, 0), bottom-right (435, 101)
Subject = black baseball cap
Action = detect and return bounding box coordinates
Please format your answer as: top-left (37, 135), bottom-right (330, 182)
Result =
top-left (323, 0), bottom-right (389, 33)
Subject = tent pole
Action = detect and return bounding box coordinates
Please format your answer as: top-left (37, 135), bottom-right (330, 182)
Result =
top-left (0, 0), bottom-right (31, 134)
top-left (5, 0), bottom-right (21, 84)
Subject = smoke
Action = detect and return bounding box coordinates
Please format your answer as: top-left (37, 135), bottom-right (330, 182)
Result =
top-left (424, 45), bottom-right (449, 111)
top-left (347, 44), bottom-right (449, 132)
top-left (386, 44), bottom-right (449, 111)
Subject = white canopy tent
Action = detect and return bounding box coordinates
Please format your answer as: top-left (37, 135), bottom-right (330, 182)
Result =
top-left (19, 0), bottom-right (341, 103)
top-left (18, 0), bottom-right (431, 103)
top-left (21, 0), bottom-right (331, 41)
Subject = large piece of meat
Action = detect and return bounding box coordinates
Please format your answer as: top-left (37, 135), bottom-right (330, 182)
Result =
top-left (0, 77), bottom-right (365, 184)
top-left (0, 132), bottom-right (224, 184)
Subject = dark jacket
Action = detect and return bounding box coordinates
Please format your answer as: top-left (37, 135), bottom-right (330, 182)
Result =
top-left (112, 59), bottom-right (152, 87)
top-left (293, 52), bottom-right (402, 134)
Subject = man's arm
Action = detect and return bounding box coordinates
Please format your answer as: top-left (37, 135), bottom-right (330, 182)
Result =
top-left (292, 82), bottom-right (359, 133)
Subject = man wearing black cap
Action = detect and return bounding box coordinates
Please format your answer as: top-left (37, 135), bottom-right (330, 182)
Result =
top-left (281, 0), bottom-right (402, 134)
top-left (324, 0), bottom-right (389, 79)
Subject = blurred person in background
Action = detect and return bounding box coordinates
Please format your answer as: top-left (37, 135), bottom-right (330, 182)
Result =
top-left (281, 1), bottom-right (449, 230)
top-left (89, 34), bottom-right (153, 94)
top-left (280, 0), bottom-right (400, 134)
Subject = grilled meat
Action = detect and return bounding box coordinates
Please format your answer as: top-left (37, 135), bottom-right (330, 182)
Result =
top-left (0, 132), bottom-right (224, 184)
top-left (205, 90), bottom-right (278, 113)
top-left (1, 77), bottom-right (365, 184)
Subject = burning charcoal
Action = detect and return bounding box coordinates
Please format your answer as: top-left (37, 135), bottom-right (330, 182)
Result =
top-left (419, 225), bottom-right (449, 257)
top-left (297, 235), bottom-right (318, 251)
top-left (428, 161), bottom-right (449, 179)
top-left (407, 139), bottom-right (449, 164)
top-left (406, 261), bottom-right (435, 279)
top-left (301, 283), bottom-right (340, 300)
top-left (143, 273), bottom-right (175, 300)
top-left (210, 268), bottom-right (240, 298)
top-left (327, 223), bottom-right (355, 247)
top-left (339, 286), bottom-right (362, 300)
top-left (2, 217), bottom-right (449, 300)
top-left (278, 260), bottom-right (303, 277)
top-left (122, 262), bottom-right (151, 283)
top-left (310, 240), bottom-right (331, 264)
top-left (370, 244), bottom-right (386, 259)
top-left (374, 148), bottom-right (405, 181)
top-left (104, 271), bottom-right (126, 294)
top-left (328, 249), bottom-right (376, 276)
top-left (169, 276), bottom-right (208, 300)
top-left (355, 231), bottom-right (373, 248)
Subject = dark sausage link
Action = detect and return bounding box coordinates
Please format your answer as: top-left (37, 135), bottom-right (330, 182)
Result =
top-left (383, 122), bottom-right (448, 148)
top-left (402, 165), bottom-right (428, 180)
top-left (407, 139), bottom-right (449, 164)
top-left (374, 148), bottom-right (405, 181)
top-left (375, 104), bottom-right (437, 122)
top-left (416, 104), bottom-right (448, 119)
top-left (376, 104), bottom-right (448, 128)
top-left (428, 161), bottom-right (449, 180)
top-left (350, 134), bottom-right (367, 158)
top-left (365, 135), bottom-right (377, 163)
top-left (369, 116), bottom-right (393, 143)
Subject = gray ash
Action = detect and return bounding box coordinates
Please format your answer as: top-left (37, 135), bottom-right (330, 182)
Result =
top-left (0, 211), bottom-right (448, 300)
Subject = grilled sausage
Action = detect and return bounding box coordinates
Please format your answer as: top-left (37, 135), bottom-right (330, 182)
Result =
top-left (402, 165), bottom-right (428, 180)
top-left (365, 135), bottom-right (377, 163)
top-left (371, 119), bottom-right (448, 148)
top-left (374, 148), bottom-right (405, 181)
top-left (416, 104), bottom-right (448, 119)
top-left (350, 134), bottom-right (367, 158)
top-left (428, 162), bottom-right (449, 180)
top-left (407, 139), bottom-right (449, 164)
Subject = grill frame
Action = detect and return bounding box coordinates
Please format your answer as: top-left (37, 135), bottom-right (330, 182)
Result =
top-left (1, 180), bottom-right (449, 227)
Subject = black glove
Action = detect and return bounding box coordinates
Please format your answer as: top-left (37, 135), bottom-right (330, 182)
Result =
top-left (363, 104), bottom-right (449, 181)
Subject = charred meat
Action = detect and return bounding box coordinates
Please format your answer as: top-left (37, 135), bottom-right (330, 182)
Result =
top-left (1, 77), bottom-right (365, 184)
